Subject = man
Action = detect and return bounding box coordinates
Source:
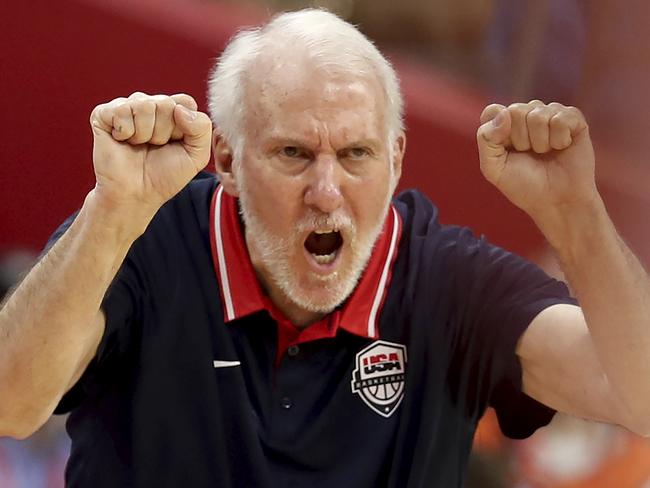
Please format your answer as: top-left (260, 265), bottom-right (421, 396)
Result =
top-left (1, 8), bottom-right (649, 487)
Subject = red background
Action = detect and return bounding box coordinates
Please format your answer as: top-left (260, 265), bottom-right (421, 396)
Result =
top-left (2, 0), bottom-right (648, 264)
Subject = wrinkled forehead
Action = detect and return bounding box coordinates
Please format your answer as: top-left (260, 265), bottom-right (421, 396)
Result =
top-left (242, 52), bottom-right (388, 139)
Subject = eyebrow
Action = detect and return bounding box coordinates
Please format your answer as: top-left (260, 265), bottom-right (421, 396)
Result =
top-left (263, 136), bottom-right (383, 152)
top-left (343, 139), bottom-right (382, 151)
top-left (264, 136), bottom-right (315, 148)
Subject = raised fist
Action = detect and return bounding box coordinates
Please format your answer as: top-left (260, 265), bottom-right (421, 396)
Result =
top-left (90, 92), bottom-right (212, 215)
top-left (476, 100), bottom-right (597, 221)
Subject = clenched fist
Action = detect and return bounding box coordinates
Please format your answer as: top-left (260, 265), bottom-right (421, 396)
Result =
top-left (90, 92), bottom-right (212, 216)
top-left (476, 101), bottom-right (598, 226)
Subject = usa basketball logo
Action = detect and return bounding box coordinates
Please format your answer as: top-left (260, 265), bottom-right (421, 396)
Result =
top-left (351, 340), bottom-right (407, 418)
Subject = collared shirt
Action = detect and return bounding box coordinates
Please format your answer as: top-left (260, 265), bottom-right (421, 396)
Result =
top-left (209, 184), bottom-right (402, 363)
top-left (51, 173), bottom-right (576, 487)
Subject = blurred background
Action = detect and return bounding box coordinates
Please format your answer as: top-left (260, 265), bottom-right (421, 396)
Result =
top-left (2, 0), bottom-right (650, 486)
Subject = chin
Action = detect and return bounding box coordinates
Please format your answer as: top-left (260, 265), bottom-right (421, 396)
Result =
top-left (289, 293), bottom-right (343, 314)
top-left (287, 272), bottom-right (358, 313)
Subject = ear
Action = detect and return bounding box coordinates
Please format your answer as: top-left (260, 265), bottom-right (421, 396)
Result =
top-left (213, 130), bottom-right (239, 197)
top-left (391, 131), bottom-right (406, 183)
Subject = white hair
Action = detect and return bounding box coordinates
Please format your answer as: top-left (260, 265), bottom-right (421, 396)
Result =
top-left (207, 8), bottom-right (404, 157)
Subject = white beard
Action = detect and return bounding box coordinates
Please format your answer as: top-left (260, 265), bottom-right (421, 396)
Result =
top-left (235, 167), bottom-right (392, 314)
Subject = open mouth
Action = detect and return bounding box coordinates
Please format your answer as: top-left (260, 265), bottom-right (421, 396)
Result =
top-left (304, 229), bottom-right (344, 265)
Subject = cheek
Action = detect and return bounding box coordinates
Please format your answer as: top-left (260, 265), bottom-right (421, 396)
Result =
top-left (242, 163), bottom-right (303, 232)
top-left (357, 169), bottom-right (393, 207)
top-left (347, 175), bottom-right (393, 238)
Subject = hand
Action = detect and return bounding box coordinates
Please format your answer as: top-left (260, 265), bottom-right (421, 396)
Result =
top-left (90, 92), bottom-right (212, 216)
top-left (476, 101), bottom-right (598, 222)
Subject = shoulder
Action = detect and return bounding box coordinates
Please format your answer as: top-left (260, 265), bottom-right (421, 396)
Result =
top-left (389, 189), bottom-right (485, 309)
top-left (46, 172), bottom-right (219, 251)
top-left (146, 171), bottom-right (218, 234)
top-left (159, 171), bottom-right (218, 216)
top-left (391, 189), bottom-right (562, 298)
top-left (113, 172), bottom-right (218, 273)
top-left (392, 188), bottom-right (481, 261)
top-left (105, 172), bottom-right (220, 309)
top-left (393, 189), bottom-right (441, 237)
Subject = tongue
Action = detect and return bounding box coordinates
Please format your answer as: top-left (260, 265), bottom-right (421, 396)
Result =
top-left (305, 232), bottom-right (342, 255)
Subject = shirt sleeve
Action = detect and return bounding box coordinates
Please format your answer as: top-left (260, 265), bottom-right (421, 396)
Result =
top-left (44, 213), bottom-right (145, 414)
top-left (47, 176), bottom-right (216, 414)
top-left (447, 227), bottom-right (577, 439)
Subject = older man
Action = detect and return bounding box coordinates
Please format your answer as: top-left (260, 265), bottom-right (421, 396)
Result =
top-left (1, 8), bottom-right (649, 488)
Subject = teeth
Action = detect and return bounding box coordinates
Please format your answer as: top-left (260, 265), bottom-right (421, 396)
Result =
top-left (312, 252), bottom-right (337, 264)
top-left (314, 229), bottom-right (337, 235)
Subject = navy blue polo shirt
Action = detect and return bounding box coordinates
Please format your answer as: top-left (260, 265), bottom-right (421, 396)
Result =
top-left (50, 172), bottom-right (575, 487)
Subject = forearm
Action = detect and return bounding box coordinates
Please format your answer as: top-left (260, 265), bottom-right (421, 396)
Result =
top-left (0, 190), bottom-right (151, 438)
top-left (540, 196), bottom-right (650, 431)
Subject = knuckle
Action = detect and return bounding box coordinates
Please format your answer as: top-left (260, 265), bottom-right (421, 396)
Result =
top-left (507, 103), bottom-right (531, 120)
top-left (568, 106), bottom-right (584, 119)
top-left (549, 112), bottom-right (566, 127)
top-left (551, 111), bottom-right (577, 129)
top-left (171, 93), bottom-right (198, 109)
top-left (107, 96), bottom-right (127, 106)
top-left (131, 99), bottom-right (156, 115)
top-left (507, 102), bottom-right (527, 112)
top-left (527, 99), bottom-right (545, 107)
top-left (480, 103), bottom-right (505, 123)
top-left (482, 102), bottom-right (505, 114)
top-left (156, 97), bottom-right (176, 114)
top-left (114, 103), bottom-right (132, 118)
top-left (526, 107), bottom-right (547, 125)
top-left (90, 104), bottom-right (104, 122)
top-left (93, 97), bottom-right (127, 121)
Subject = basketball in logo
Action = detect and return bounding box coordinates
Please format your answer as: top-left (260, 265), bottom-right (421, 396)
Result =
top-left (351, 340), bottom-right (407, 418)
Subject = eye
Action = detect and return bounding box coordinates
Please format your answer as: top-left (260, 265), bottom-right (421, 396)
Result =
top-left (343, 147), bottom-right (371, 160)
top-left (281, 146), bottom-right (305, 158)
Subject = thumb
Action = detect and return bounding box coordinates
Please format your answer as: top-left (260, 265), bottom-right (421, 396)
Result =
top-left (174, 105), bottom-right (213, 170)
top-left (476, 107), bottom-right (511, 184)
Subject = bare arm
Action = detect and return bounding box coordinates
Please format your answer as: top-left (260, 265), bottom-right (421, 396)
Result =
top-left (477, 101), bottom-right (650, 435)
top-left (0, 92), bottom-right (212, 438)
top-left (0, 194), bottom-right (142, 438)
top-left (519, 201), bottom-right (650, 433)
top-left (554, 204), bottom-right (650, 430)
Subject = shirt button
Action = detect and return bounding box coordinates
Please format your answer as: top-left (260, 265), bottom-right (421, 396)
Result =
top-left (287, 345), bottom-right (300, 357)
top-left (281, 397), bottom-right (293, 409)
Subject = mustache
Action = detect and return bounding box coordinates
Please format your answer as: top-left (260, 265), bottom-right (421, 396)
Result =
top-left (295, 210), bottom-right (354, 234)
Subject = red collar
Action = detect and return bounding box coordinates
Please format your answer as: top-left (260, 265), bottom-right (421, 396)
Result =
top-left (209, 185), bottom-right (402, 352)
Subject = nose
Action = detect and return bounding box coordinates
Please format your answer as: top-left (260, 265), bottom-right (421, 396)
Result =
top-left (303, 156), bottom-right (344, 214)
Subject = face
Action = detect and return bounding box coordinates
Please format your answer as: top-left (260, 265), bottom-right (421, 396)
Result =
top-left (219, 64), bottom-right (404, 323)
